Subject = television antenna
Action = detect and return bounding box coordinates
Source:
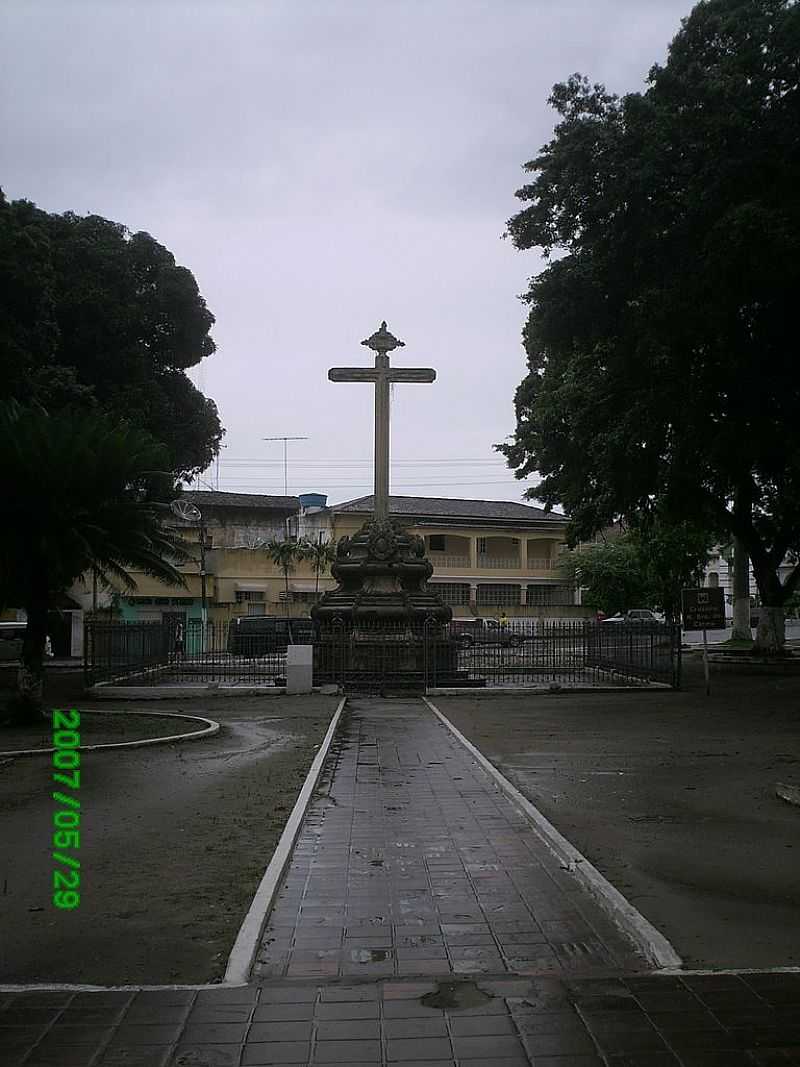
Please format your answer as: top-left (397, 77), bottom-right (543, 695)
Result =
top-left (262, 435), bottom-right (309, 496)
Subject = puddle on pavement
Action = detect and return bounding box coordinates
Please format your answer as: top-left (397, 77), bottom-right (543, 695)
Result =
top-left (189, 719), bottom-right (297, 764)
top-left (421, 979), bottom-right (492, 1012)
top-left (351, 948), bottom-right (391, 962)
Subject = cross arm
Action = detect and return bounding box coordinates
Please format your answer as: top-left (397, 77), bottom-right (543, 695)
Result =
top-left (329, 368), bottom-right (380, 382)
top-left (387, 368), bottom-right (436, 383)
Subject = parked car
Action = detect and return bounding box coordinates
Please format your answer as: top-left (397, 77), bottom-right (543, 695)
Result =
top-left (601, 609), bottom-right (664, 625)
top-left (227, 616), bottom-right (315, 656)
top-left (449, 618), bottom-right (523, 648)
top-left (0, 622), bottom-right (54, 660)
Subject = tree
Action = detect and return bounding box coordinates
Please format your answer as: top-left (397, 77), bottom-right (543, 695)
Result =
top-left (265, 539), bottom-right (303, 612)
top-left (559, 518), bottom-right (711, 619)
top-left (0, 192), bottom-right (223, 480)
top-left (627, 519), bottom-right (713, 622)
top-left (559, 539), bottom-right (647, 616)
top-left (499, 0), bottom-right (800, 654)
top-left (298, 536), bottom-right (337, 602)
top-left (0, 403), bottom-right (189, 722)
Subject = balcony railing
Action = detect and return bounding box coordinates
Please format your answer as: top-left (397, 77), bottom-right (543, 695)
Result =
top-left (429, 554), bottom-right (471, 568)
top-left (429, 553), bottom-right (557, 572)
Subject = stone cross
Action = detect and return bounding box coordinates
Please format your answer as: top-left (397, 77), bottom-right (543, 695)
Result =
top-left (329, 322), bottom-right (436, 523)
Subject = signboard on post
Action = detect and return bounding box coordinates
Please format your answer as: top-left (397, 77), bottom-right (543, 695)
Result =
top-left (682, 587), bottom-right (726, 696)
top-left (682, 588), bottom-right (726, 631)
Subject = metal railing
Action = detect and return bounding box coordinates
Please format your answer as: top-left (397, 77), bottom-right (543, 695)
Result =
top-left (425, 620), bottom-right (680, 689)
top-left (85, 618), bottom-right (681, 691)
top-left (85, 619), bottom-right (290, 687)
top-left (428, 554), bottom-right (471, 568)
top-left (477, 555), bottom-right (522, 569)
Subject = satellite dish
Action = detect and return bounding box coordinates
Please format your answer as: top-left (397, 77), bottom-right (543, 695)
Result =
top-left (170, 500), bottom-right (202, 523)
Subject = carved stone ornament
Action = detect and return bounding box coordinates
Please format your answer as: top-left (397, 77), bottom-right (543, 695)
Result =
top-left (311, 516), bottom-right (452, 627)
top-left (367, 520), bottom-right (398, 561)
top-left (361, 321), bottom-right (405, 354)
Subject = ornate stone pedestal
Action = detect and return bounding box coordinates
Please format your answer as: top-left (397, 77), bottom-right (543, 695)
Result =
top-left (310, 518), bottom-right (462, 689)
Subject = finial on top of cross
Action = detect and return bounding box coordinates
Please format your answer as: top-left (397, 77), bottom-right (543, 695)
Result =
top-left (361, 321), bottom-right (405, 355)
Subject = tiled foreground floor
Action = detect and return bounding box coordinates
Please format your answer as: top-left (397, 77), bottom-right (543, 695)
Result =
top-left (255, 698), bottom-right (645, 981)
top-left (2, 972), bottom-right (800, 1066)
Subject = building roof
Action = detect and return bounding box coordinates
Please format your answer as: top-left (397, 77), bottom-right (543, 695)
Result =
top-left (181, 491), bottom-right (298, 510)
top-left (331, 495), bottom-right (565, 525)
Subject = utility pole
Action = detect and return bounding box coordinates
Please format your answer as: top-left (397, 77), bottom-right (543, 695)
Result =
top-left (262, 435), bottom-right (308, 539)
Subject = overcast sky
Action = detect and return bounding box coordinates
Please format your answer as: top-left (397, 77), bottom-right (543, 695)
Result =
top-left (2, 0), bottom-right (690, 507)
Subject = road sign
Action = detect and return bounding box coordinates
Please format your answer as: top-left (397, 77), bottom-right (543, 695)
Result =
top-left (682, 587), bottom-right (726, 630)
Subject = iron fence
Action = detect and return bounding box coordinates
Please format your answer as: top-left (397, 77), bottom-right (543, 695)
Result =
top-left (84, 619), bottom-right (289, 687)
top-left (425, 620), bottom-right (680, 689)
top-left (85, 618), bottom-right (681, 690)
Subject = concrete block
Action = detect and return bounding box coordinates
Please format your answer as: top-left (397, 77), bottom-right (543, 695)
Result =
top-left (286, 643), bottom-right (314, 694)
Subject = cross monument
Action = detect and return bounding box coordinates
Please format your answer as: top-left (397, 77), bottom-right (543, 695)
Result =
top-left (329, 322), bottom-right (436, 523)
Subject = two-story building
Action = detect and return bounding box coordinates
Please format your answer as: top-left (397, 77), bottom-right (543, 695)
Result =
top-left (73, 490), bottom-right (584, 634)
top-left (328, 495), bottom-right (579, 617)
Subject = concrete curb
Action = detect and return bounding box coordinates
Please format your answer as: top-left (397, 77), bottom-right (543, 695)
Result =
top-left (0, 709), bottom-right (219, 758)
top-left (425, 685), bottom-right (670, 696)
top-left (3, 964), bottom-right (799, 994)
top-left (87, 685), bottom-right (338, 700)
top-left (423, 696), bottom-right (683, 971)
top-left (223, 696), bottom-right (347, 985)
top-left (0, 982), bottom-right (245, 992)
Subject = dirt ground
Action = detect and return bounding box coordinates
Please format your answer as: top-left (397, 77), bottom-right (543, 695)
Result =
top-left (0, 668), bottom-right (338, 984)
top-left (436, 655), bottom-right (800, 970)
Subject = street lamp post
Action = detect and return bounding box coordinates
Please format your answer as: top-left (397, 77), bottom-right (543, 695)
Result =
top-left (199, 513), bottom-right (209, 638)
top-left (170, 499), bottom-right (209, 652)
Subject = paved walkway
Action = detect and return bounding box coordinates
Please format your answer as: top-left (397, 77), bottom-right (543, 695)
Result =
top-left (4, 971), bottom-right (800, 1066)
top-left (254, 697), bottom-right (646, 981)
top-left (2, 697), bottom-right (800, 1066)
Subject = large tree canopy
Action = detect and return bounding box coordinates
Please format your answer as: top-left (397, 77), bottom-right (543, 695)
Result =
top-left (0, 192), bottom-right (223, 478)
top-left (499, 0), bottom-right (800, 651)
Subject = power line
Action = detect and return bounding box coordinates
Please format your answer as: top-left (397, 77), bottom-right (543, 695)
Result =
top-left (218, 458), bottom-right (507, 467)
top-left (204, 479), bottom-right (530, 489)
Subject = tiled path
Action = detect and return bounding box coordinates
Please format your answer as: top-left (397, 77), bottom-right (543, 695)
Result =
top-left (254, 698), bottom-right (646, 981)
top-left (3, 697), bottom-right (800, 1066)
top-left (4, 972), bottom-right (800, 1066)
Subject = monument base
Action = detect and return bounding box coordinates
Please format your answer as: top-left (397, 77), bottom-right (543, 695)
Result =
top-left (310, 517), bottom-right (472, 689)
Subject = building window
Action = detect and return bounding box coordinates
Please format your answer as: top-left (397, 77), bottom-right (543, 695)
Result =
top-left (707, 572), bottom-right (719, 588)
top-left (247, 603), bottom-right (267, 616)
top-left (293, 591), bottom-right (324, 604)
top-left (429, 534), bottom-right (446, 552)
top-left (235, 590), bottom-right (265, 603)
top-left (432, 583), bottom-right (470, 605)
top-left (526, 584), bottom-right (574, 606)
top-left (477, 537), bottom-right (487, 554)
top-left (476, 584), bottom-right (520, 607)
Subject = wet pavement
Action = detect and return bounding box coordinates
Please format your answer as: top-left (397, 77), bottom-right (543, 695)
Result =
top-left (254, 697), bottom-right (646, 982)
top-left (3, 972), bottom-right (800, 1065)
top-left (2, 697), bottom-right (800, 1065)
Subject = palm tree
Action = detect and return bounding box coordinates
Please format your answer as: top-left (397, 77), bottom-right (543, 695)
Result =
top-left (1, 403), bottom-right (190, 722)
top-left (299, 536), bottom-right (337, 603)
top-left (264, 537), bottom-right (302, 614)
